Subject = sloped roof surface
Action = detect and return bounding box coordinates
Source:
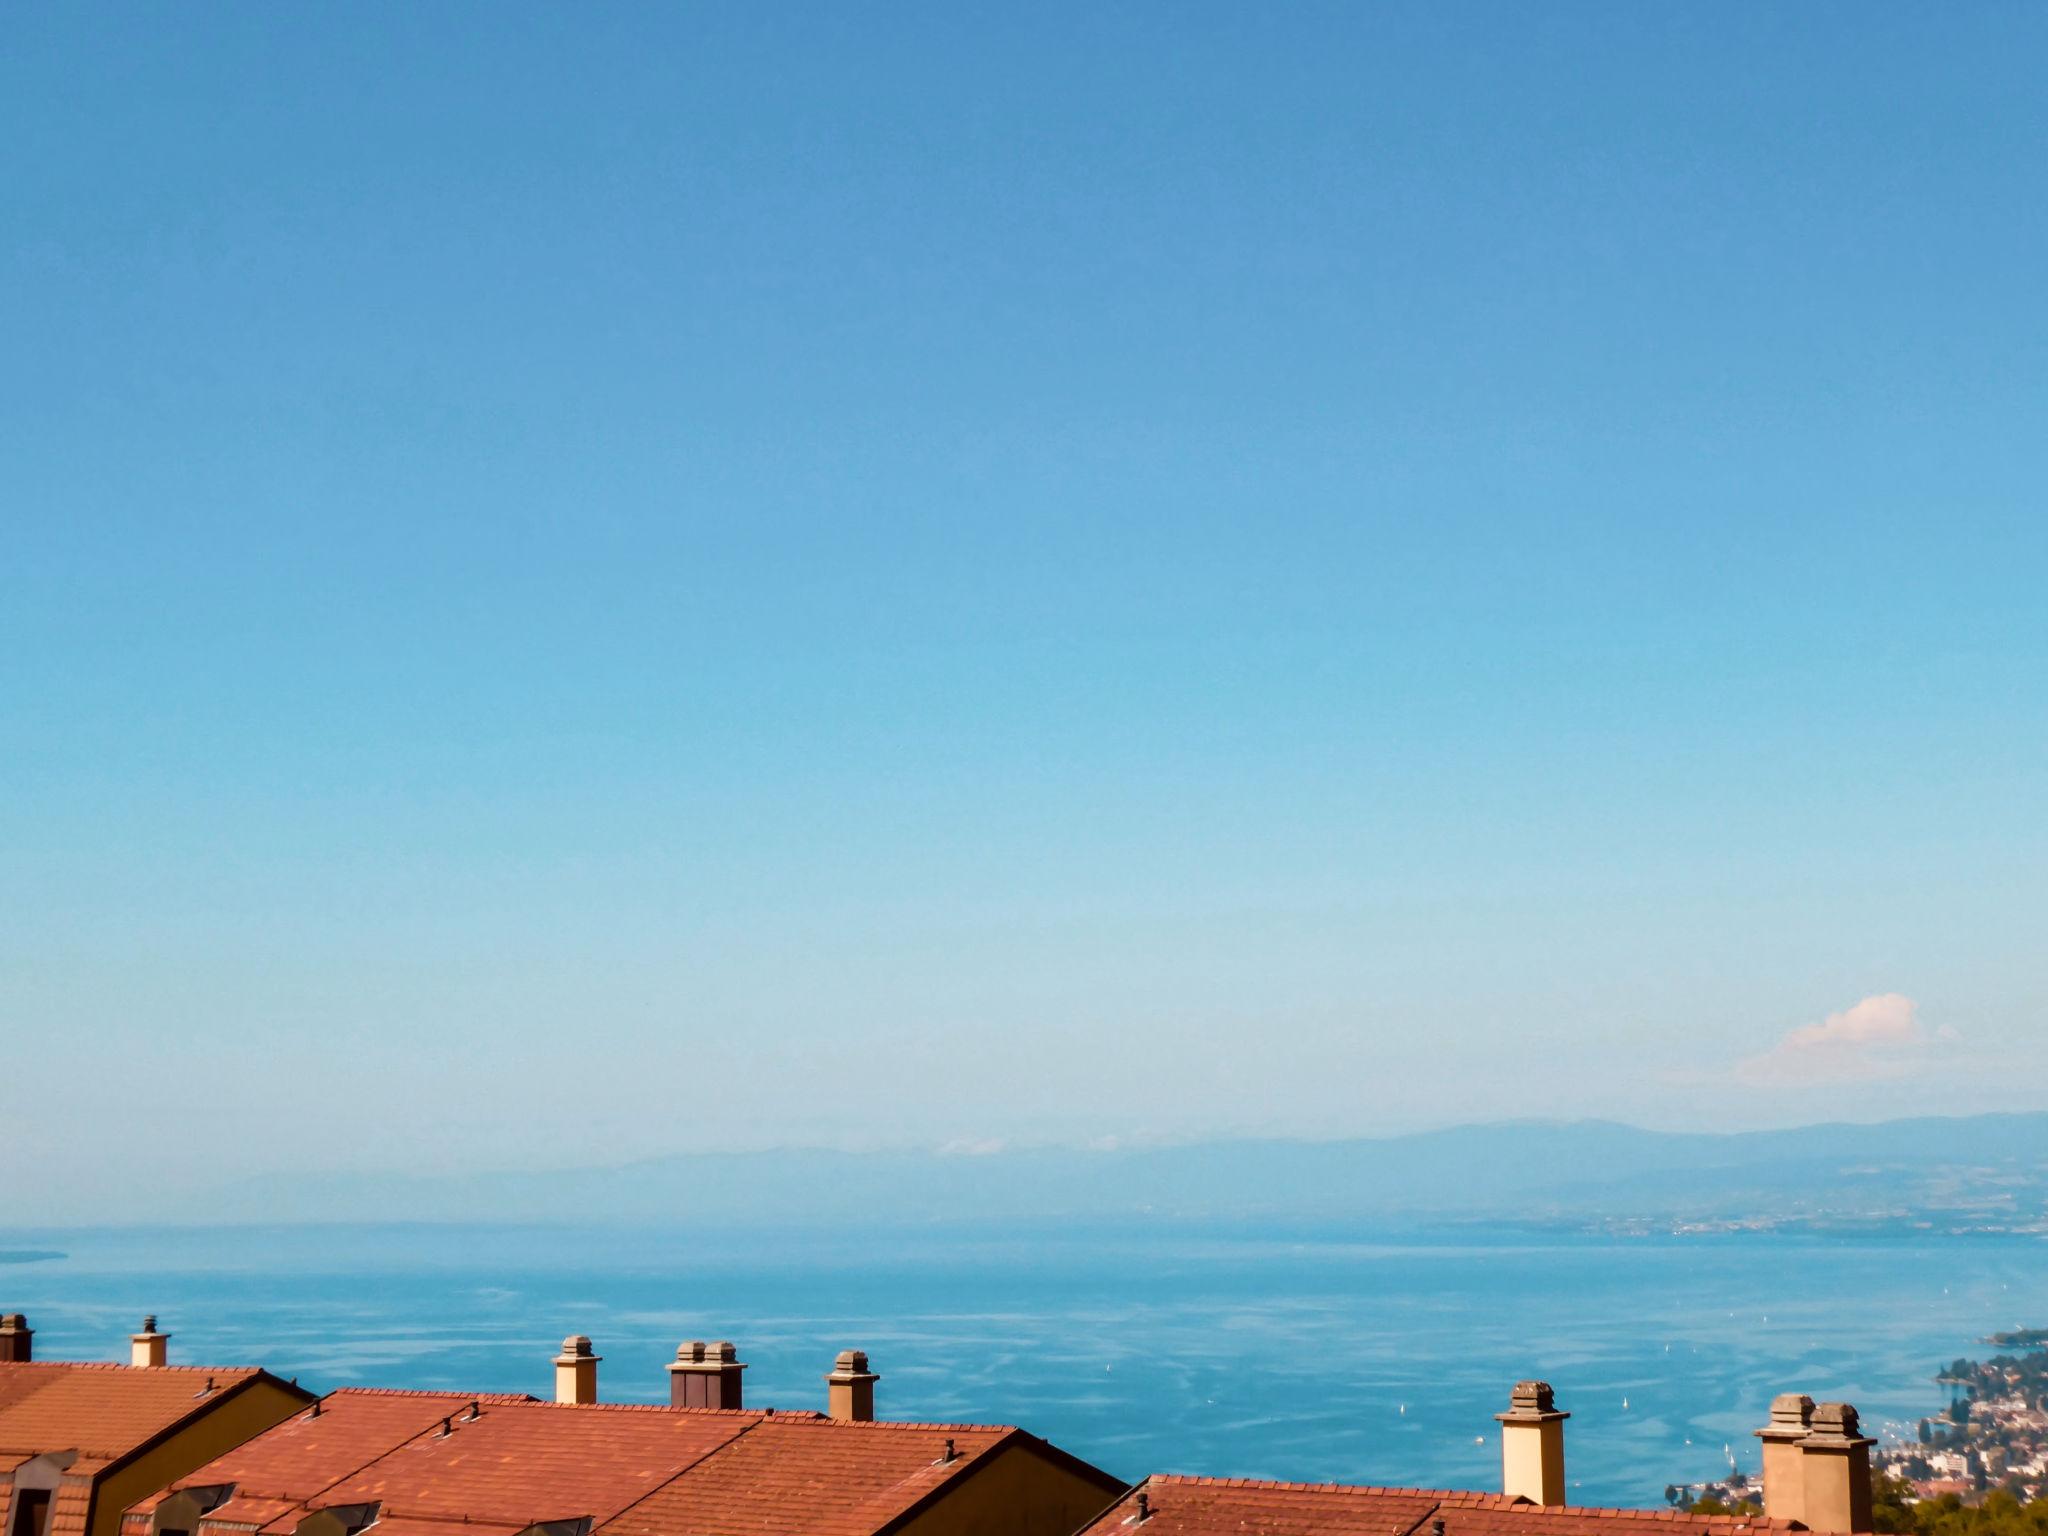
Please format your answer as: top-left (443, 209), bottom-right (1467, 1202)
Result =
top-left (1078, 1479), bottom-right (1799, 1536)
top-left (0, 1364), bottom-right (264, 1460)
top-left (600, 1417), bottom-right (1016, 1536)
top-left (305, 1402), bottom-right (761, 1529)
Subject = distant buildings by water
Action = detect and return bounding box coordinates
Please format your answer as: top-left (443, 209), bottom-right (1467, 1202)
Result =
top-left (0, 1310), bottom-right (1878, 1536)
top-left (1877, 1336), bottom-right (2048, 1502)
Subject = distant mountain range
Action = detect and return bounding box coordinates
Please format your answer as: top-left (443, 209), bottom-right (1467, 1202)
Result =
top-left (199, 1112), bottom-right (2048, 1232)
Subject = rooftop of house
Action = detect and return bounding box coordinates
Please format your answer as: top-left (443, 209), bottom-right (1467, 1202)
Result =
top-left (120, 1389), bottom-right (1120, 1536)
top-left (0, 1362), bottom-right (274, 1461)
top-left (601, 1416), bottom-right (1109, 1536)
top-left (123, 1389), bottom-right (542, 1530)
top-left (119, 1392), bottom-right (1122, 1536)
top-left (1078, 1478), bottom-right (1803, 1536)
top-left (0, 1357), bottom-right (312, 1536)
top-left (302, 1398), bottom-right (768, 1532)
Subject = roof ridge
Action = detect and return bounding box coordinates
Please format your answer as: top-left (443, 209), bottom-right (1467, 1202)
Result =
top-left (1143, 1476), bottom-right (1482, 1496)
top-left (524, 1401), bottom-right (770, 1416)
top-left (1537, 1520), bottom-right (1793, 1530)
top-left (323, 1389), bottom-right (536, 1403)
top-left (1124, 1481), bottom-right (1801, 1527)
top-left (766, 1419), bottom-right (1016, 1434)
top-left (0, 1362), bottom-right (264, 1376)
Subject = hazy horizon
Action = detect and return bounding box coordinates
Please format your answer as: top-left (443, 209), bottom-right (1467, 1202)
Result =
top-left (18, 1107), bottom-right (2048, 1229)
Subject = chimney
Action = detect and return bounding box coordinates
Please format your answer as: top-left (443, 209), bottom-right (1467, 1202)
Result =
top-left (0, 1315), bottom-right (30, 1364)
top-left (553, 1335), bottom-right (600, 1405)
top-left (1755, 1393), bottom-right (1815, 1523)
top-left (131, 1316), bottom-right (169, 1368)
top-left (825, 1349), bottom-right (879, 1422)
top-left (1799, 1402), bottom-right (1875, 1534)
top-left (1495, 1380), bottom-right (1569, 1506)
top-left (669, 1340), bottom-right (745, 1410)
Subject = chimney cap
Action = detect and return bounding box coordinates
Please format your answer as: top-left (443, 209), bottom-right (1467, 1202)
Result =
top-left (827, 1349), bottom-right (879, 1382)
top-left (1803, 1402), bottom-right (1874, 1449)
top-left (555, 1335), bottom-right (600, 1361)
top-left (670, 1340), bottom-right (745, 1374)
top-left (1496, 1380), bottom-right (1568, 1423)
top-left (1758, 1392), bottom-right (1815, 1440)
top-left (134, 1316), bottom-right (165, 1339)
top-left (0, 1315), bottom-right (27, 1331)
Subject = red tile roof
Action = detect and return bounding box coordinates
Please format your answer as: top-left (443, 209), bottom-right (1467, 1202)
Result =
top-left (1079, 1479), bottom-right (1447, 1536)
top-left (1077, 1479), bottom-right (1799, 1536)
top-left (0, 1364), bottom-right (266, 1460)
top-left (124, 1390), bottom-right (539, 1534)
top-left (117, 1392), bottom-right (1119, 1536)
top-left (266, 1401), bottom-right (764, 1532)
top-left (356, 1518), bottom-right (528, 1536)
top-left (0, 1361), bottom-right (304, 1536)
top-left (1444, 1505), bottom-right (1797, 1536)
top-left (600, 1417), bottom-right (1017, 1536)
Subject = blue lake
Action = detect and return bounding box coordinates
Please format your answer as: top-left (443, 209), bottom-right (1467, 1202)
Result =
top-left (5, 1222), bottom-right (2034, 1506)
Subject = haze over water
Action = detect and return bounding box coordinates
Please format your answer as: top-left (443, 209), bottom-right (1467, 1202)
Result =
top-left (10, 1223), bottom-right (2034, 1506)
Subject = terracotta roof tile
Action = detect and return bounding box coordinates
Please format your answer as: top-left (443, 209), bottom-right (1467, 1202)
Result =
top-left (600, 1417), bottom-right (1015, 1536)
top-left (0, 1363), bottom-right (265, 1459)
top-left (94, 1364), bottom-right (1118, 1536)
top-left (48, 1470), bottom-right (105, 1536)
top-left (1437, 1503), bottom-right (1796, 1536)
top-left (1078, 1480), bottom-right (1801, 1536)
top-left (1080, 1477), bottom-right (1441, 1536)
top-left (299, 1400), bottom-right (762, 1529)
top-left (133, 1389), bottom-right (540, 1523)
top-left (194, 1495), bottom-right (305, 1533)
top-left (358, 1519), bottom-right (529, 1536)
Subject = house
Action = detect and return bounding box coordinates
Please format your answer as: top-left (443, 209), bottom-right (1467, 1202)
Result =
top-left (599, 1411), bottom-right (1122, 1536)
top-left (0, 1316), bottom-right (313, 1536)
top-left (1074, 1382), bottom-right (1877, 1536)
top-left (122, 1340), bottom-right (1123, 1536)
top-left (1073, 1479), bottom-right (1797, 1536)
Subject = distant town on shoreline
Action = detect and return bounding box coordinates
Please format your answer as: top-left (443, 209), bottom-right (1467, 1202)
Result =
top-left (1677, 1328), bottom-right (2048, 1527)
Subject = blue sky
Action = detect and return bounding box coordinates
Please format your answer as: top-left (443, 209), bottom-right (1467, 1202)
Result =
top-left (4, 3), bottom-right (2045, 1215)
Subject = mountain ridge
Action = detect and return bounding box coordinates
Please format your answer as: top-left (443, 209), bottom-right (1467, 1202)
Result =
top-left (189, 1110), bottom-right (2048, 1230)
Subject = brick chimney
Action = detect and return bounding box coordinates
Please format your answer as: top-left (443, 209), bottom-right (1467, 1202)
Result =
top-left (0, 1315), bottom-right (29, 1363)
top-left (1755, 1393), bottom-right (1815, 1523)
top-left (825, 1349), bottom-right (879, 1422)
top-left (669, 1340), bottom-right (745, 1410)
top-left (1799, 1401), bottom-right (1875, 1534)
top-left (1495, 1380), bottom-right (1569, 1506)
top-left (553, 1335), bottom-right (600, 1405)
top-left (131, 1316), bottom-right (169, 1368)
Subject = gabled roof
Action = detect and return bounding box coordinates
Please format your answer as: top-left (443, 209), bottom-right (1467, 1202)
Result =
top-left (0, 1364), bottom-right (272, 1460)
top-left (123, 1390), bottom-right (539, 1531)
top-left (0, 1360), bottom-right (311, 1536)
top-left (119, 1394), bottom-right (1122, 1536)
top-left (1078, 1478), bottom-right (1800, 1536)
top-left (600, 1417), bottom-right (1021, 1536)
top-left (1441, 1503), bottom-right (1797, 1536)
top-left (258, 1402), bottom-right (767, 1533)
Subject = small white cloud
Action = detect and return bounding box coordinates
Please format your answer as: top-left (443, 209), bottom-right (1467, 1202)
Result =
top-left (1736, 993), bottom-right (1944, 1086)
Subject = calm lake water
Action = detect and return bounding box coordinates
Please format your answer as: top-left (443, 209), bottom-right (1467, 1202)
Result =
top-left (5, 1222), bottom-right (2035, 1506)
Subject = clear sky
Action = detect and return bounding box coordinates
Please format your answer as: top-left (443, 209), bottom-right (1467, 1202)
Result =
top-left (5, 3), bottom-right (2045, 1217)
